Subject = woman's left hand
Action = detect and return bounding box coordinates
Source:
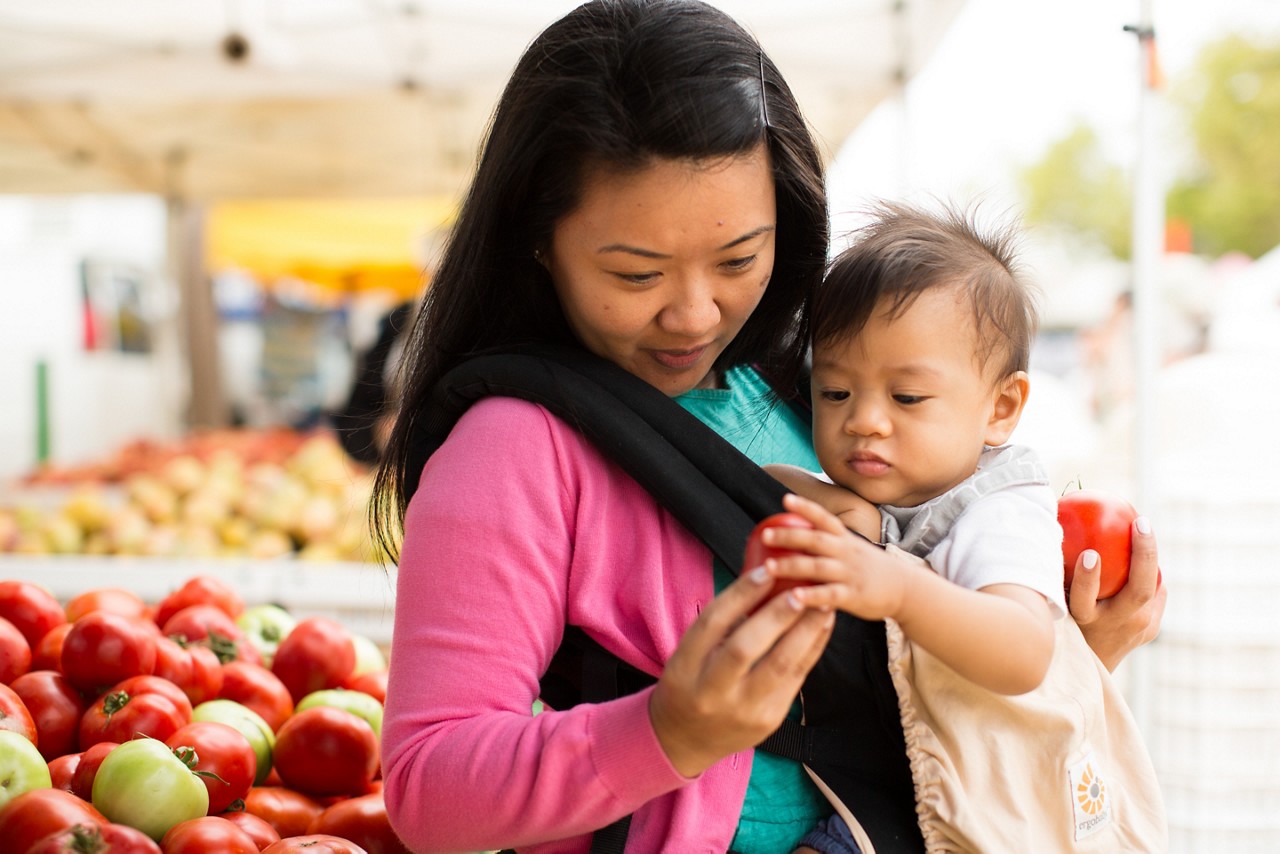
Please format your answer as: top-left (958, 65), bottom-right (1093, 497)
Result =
top-left (1068, 515), bottom-right (1166, 671)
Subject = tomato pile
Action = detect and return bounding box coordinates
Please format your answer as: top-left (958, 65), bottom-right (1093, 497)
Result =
top-left (0, 574), bottom-right (407, 854)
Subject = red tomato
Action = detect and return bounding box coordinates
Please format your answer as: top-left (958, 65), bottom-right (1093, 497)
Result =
top-left (273, 707), bottom-right (379, 798)
top-left (0, 788), bottom-right (107, 854)
top-left (48, 753), bottom-right (81, 792)
top-left (164, 605), bottom-right (259, 666)
top-left (65, 588), bottom-right (149, 623)
top-left (155, 576), bottom-right (246, 628)
top-left (70, 742), bottom-right (119, 802)
top-left (0, 580), bottom-right (67, 650)
top-left (308, 792), bottom-right (410, 854)
top-left (60, 612), bottom-right (157, 696)
top-left (743, 512), bottom-right (815, 613)
top-left (154, 637), bottom-right (225, 707)
top-left (160, 815), bottom-right (259, 854)
top-left (271, 618), bottom-right (356, 705)
top-left (31, 623), bottom-right (73, 673)
top-left (28, 820), bottom-right (161, 853)
top-left (341, 669), bottom-right (388, 706)
top-left (242, 787), bottom-right (325, 838)
top-left (1059, 489), bottom-right (1138, 600)
top-left (165, 721), bottom-right (258, 815)
top-left (0, 615), bottom-right (32, 684)
top-left (219, 661), bottom-right (294, 732)
top-left (222, 809), bottom-right (282, 850)
top-left (0, 681), bottom-right (38, 744)
top-left (10, 670), bottom-right (86, 760)
top-left (79, 675), bottom-right (191, 750)
top-left (261, 835), bottom-right (369, 854)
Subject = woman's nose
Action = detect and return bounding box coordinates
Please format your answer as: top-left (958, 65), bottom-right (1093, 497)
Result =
top-left (659, 277), bottom-right (721, 336)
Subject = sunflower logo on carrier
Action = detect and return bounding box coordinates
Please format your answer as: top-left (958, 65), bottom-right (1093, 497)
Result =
top-left (1069, 751), bottom-right (1114, 841)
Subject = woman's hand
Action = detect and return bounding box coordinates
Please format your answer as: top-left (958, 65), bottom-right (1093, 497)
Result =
top-left (1068, 515), bottom-right (1166, 671)
top-left (648, 560), bottom-right (835, 778)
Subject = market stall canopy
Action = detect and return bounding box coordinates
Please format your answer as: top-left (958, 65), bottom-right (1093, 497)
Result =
top-left (0, 0), bottom-right (967, 200)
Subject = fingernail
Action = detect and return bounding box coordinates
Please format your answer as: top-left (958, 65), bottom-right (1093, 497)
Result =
top-left (786, 591), bottom-right (804, 611)
top-left (1135, 516), bottom-right (1152, 536)
top-left (1082, 550), bottom-right (1099, 571)
top-left (749, 565), bottom-right (769, 584)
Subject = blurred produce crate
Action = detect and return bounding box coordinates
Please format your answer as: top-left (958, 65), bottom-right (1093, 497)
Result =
top-left (0, 555), bottom-right (398, 646)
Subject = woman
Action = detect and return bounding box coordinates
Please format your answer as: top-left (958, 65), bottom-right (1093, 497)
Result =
top-left (372, 2), bottom-right (1166, 851)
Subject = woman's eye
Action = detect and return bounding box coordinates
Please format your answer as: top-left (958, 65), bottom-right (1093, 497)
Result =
top-left (615, 272), bottom-right (659, 285)
top-left (721, 255), bottom-right (757, 273)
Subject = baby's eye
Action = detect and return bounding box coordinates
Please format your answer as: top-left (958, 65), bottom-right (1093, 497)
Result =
top-left (819, 389), bottom-right (850, 402)
top-left (893, 394), bottom-right (926, 405)
top-left (721, 255), bottom-right (757, 273)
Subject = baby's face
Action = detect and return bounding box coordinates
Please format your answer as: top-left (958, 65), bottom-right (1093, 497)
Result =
top-left (810, 287), bottom-right (1015, 508)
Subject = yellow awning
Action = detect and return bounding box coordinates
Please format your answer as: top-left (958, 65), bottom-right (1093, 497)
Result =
top-left (206, 197), bottom-right (455, 299)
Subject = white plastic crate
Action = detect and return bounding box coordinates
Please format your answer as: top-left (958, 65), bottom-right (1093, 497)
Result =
top-left (0, 554), bottom-right (398, 645)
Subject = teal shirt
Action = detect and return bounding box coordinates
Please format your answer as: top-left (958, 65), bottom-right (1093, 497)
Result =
top-left (677, 366), bottom-right (833, 853)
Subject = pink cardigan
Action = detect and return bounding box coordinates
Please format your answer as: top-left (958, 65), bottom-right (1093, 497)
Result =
top-left (382, 397), bottom-right (753, 853)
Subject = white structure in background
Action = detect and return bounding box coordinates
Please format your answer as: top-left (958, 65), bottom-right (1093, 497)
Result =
top-left (0, 196), bottom-right (184, 482)
top-left (1146, 247), bottom-right (1280, 852)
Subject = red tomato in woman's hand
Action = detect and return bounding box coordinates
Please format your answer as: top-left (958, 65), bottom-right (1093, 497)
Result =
top-left (1059, 488), bottom-right (1138, 600)
top-left (10, 670), bottom-right (86, 760)
top-left (0, 580), bottom-right (67, 650)
top-left (165, 721), bottom-right (258, 814)
top-left (242, 787), bottom-right (325, 838)
top-left (273, 707), bottom-right (379, 798)
top-left (60, 612), bottom-right (157, 696)
top-left (0, 788), bottom-right (107, 854)
top-left (308, 792), bottom-right (411, 854)
top-left (744, 512), bottom-right (815, 614)
top-left (271, 618), bottom-right (357, 704)
top-left (160, 816), bottom-right (259, 854)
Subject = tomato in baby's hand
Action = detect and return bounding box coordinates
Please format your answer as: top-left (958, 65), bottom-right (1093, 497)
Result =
top-left (1058, 488), bottom-right (1137, 600)
top-left (744, 512), bottom-right (815, 613)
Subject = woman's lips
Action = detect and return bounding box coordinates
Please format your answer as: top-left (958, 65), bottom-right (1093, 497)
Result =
top-left (649, 346), bottom-right (709, 371)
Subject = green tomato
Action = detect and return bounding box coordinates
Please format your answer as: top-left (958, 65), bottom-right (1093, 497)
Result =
top-left (235, 603), bottom-right (297, 667)
top-left (296, 688), bottom-right (383, 738)
top-left (191, 699), bottom-right (276, 785)
top-left (350, 633), bottom-right (387, 676)
top-left (0, 730), bottom-right (52, 811)
top-left (92, 737), bottom-right (209, 840)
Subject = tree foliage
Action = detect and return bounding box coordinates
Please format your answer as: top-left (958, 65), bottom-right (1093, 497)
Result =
top-left (1168, 35), bottom-right (1280, 258)
top-left (1017, 34), bottom-right (1280, 260)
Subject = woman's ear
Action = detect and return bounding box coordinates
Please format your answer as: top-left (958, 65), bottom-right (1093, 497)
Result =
top-left (985, 370), bottom-right (1029, 446)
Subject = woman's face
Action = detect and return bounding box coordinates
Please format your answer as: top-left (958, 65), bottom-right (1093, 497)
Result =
top-left (543, 145), bottom-right (777, 396)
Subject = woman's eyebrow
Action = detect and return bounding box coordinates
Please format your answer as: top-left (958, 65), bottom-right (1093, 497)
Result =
top-left (596, 225), bottom-right (776, 257)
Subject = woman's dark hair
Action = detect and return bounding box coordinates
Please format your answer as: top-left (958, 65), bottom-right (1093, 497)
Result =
top-left (373, 0), bottom-right (828, 558)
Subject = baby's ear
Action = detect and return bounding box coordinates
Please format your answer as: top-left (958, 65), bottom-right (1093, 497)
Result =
top-left (985, 371), bottom-right (1029, 446)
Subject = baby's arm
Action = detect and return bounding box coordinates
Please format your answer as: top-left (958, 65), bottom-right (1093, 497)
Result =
top-left (764, 493), bottom-right (1055, 695)
top-left (764, 464), bottom-right (881, 541)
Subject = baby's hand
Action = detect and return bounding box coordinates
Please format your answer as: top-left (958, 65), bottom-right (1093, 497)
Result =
top-left (761, 493), bottom-right (915, 622)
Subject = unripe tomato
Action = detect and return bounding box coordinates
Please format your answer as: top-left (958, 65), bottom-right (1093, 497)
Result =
top-left (1059, 488), bottom-right (1138, 600)
top-left (92, 738), bottom-right (209, 841)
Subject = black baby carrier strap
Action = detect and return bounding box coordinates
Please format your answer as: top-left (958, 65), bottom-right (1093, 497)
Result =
top-left (413, 345), bottom-right (923, 854)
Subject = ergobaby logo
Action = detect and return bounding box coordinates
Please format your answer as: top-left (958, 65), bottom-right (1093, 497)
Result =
top-left (1069, 751), bottom-right (1113, 841)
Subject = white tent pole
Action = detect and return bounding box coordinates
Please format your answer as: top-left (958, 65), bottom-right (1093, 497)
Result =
top-left (1124, 0), bottom-right (1162, 733)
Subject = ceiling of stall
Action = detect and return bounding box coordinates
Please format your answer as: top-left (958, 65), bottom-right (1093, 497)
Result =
top-left (0, 0), bottom-right (967, 200)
